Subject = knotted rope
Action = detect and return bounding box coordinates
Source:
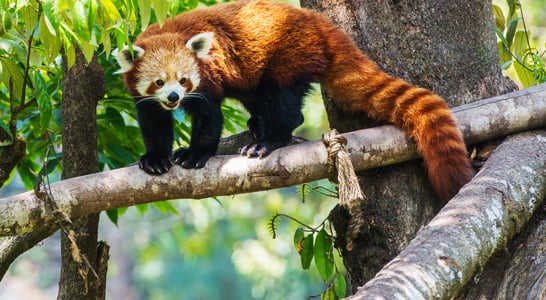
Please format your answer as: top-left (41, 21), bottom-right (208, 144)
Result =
top-left (322, 129), bottom-right (366, 251)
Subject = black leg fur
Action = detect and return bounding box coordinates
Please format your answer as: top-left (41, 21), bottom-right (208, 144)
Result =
top-left (240, 79), bottom-right (311, 157)
top-left (136, 101), bottom-right (174, 175)
top-left (173, 94), bottom-right (223, 168)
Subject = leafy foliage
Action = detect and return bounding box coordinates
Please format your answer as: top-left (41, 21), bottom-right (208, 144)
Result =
top-left (494, 0), bottom-right (546, 87)
top-left (270, 182), bottom-right (346, 299)
top-left (0, 0), bottom-right (244, 222)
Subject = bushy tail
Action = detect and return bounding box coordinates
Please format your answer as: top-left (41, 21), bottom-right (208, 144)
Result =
top-left (322, 52), bottom-right (473, 201)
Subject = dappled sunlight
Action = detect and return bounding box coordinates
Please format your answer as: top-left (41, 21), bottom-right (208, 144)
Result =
top-left (232, 239), bottom-right (287, 278)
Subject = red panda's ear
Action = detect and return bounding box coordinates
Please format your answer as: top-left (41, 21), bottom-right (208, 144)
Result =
top-left (112, 45), bottom-right (145, 74)
top-left (186, 32), bottom-right (214, 59)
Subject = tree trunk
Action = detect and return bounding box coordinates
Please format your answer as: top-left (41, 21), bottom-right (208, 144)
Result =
top-left (57, 48), bottom-right (108, 300)
top-left (300, 0), bottom-right (517, 291)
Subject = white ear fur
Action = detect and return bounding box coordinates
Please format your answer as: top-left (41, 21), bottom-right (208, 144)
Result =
top-left (186, 32), bottom-right (214, 59)
top-left (112, 45), bottom-right (145, 74)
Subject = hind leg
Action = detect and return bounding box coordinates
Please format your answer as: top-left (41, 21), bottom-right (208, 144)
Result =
top-left (240, 79), bottom-right (311, 157)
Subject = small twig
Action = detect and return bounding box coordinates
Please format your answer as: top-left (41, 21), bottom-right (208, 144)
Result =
top-left (274, 213), bottom-right (319, 232)
top-left (500, 45), bottom-right (535, 72)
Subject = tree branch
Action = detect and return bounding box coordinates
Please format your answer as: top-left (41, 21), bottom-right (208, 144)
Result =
top-left (347, 129), bottom-right (546, 299)
top-left (0, 83), bottom-right (544, 237)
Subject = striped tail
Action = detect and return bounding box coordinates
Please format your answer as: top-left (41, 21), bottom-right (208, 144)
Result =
top-left (322, 53), bottom-right (473, 201)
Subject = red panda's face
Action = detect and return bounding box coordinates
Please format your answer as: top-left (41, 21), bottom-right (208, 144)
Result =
top-left (114, 32), bottom-right (214, 111)
top-left (134, 48), bottom-right (201, 111)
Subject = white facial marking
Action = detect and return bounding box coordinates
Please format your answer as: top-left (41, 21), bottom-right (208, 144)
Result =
top-left (136, 79), bottom-right (152, 96)
top-left (188, 70), bottom-right (200, 89)
top-left (156, 81), bottom-right (186, 110)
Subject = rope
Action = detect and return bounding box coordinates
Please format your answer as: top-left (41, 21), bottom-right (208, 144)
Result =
top-left (322, 129), bottom-right (366, 251)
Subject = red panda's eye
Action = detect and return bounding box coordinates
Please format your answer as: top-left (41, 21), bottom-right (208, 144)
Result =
top-left (155, 79), bottom-right (165, 86)
top-left (179, 77), bottom-right (187, 84)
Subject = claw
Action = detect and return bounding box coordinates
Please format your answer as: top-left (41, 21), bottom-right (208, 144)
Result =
top-left (173, 147), bottom-right (212, 169)
top-left (138, 153), bottom-right (172, 175)
top-left (240, 142), bottom-right (277, 158)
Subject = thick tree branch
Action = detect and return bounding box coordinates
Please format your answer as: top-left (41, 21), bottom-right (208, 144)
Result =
top-left (0, 84), bottom-right (544, 237)
top-left (347, 130), bottom-right (546, 299)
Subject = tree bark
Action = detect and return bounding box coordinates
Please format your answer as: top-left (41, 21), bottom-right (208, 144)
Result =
top-left (0, 86), bottom-right (543, 236)
top-left (347, 130), bottom-right (546, 299)
top-left (57, 48), bottom-right (107, 300)
top-left (458, 207), bottom-right (546, 300)
top-left (300, 0), bottom-right (518, 290)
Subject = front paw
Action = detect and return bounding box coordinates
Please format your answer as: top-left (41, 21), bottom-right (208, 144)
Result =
top-left (172, 147), bottom-right (212, 169)
top-left (139, 152), bottom-right (172, 175)
top-left (240, 141), bottom-right (285, 158)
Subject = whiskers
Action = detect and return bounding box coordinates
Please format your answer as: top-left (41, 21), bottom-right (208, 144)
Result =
top-left (133, 93), bottom-right (209, 108)
top-left (134, 96), bottom-right (159, 107)
top-left (182, 93), bottom-right (209, 104)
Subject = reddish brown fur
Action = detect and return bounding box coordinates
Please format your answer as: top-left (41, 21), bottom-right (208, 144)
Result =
top-left (125, 0), bottom-right (473, 201)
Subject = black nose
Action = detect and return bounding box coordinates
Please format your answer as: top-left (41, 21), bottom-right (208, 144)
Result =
top-left (168, 92), bottom-right (179, 103)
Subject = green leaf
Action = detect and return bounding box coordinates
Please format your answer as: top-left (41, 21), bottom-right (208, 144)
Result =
top-left (497, 41), bottom-right (512, 66)
top-left (512, 31), bottom-right (535, 88)
top-left (105, 142), bottom-right (137, 164)
top-left (314, 228), bottom-right (334, 281)
top-left (505, 17), bottom-right (520, 48)
top-left (514, 60), bottom-right (535, 88)
top-left (513, 30), bottom-right (529, 58)
top-left (106, 208), bottom-right (119, 225)
top-left (300, 233), bottom-right (314, 270)
top-left (64, 43), bottom-right (76, 69)
top-left (153, 201), bottom-right (180, 215)
top-left (41, 1), bottom-right (59, 36)
top-left (34, 71), bottom-right (50, 109)
top-left (333, 273), bottom-right (347, 298)
top-left (293, 227), bottom-right (305, 253)
top-left (138, 0), bottom-right (152, 30)
top-left (39, 15), bottom-right (61, 63)
top-left (101, 29), bottom-right (112, 57)
top-left (0, 56), bottom-right (24, 100)
top-left (492, 5), bottom-right (505, 32)
top-left (136, 203), bottom-right (149, 215)
top-left (154, 0), bottom-right (169, 27)
top-left (507, 0), bottom-right (517, 20)
top-left (98, 0), bottom-right (122, 23)
top-left (20, 4), bottom-right (39, 33)
top-left (34, 71), bottom-right (52, 134)
top-left (0, 38), bottom-right (27, 58)
top-left (320, 286), bottom-right (337, 300)
top-left (0, 120), bottom-right (13, 146)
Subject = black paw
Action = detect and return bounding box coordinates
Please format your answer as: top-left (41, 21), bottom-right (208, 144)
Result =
top-left (172, 147), bottom-right (212, 169)
top-left (239, 141), bottom-right (285, 158)
top-left (139, 152), bottom-right (172, 175)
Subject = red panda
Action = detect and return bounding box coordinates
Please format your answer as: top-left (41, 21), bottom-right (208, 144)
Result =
top-left (114, 0), bottom-right (473, 201)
